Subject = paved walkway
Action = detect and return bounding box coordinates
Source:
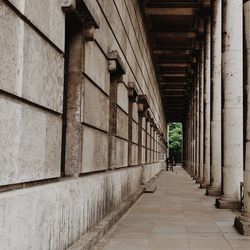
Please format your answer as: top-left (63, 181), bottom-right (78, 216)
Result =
top-left (95, 167), bottom-right (250, 250)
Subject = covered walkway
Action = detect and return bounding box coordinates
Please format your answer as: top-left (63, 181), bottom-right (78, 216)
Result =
top-left (96, 168), bottom-right (250, 250)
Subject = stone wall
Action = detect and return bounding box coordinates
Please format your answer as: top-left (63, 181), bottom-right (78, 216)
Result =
top-left (0, 0), bottom-right (64, 186)
top-left (0, 0), bottom-right (167, 249)
top-left (0, 167), bottom-right (142, 250)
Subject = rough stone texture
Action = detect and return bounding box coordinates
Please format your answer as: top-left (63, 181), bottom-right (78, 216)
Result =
top-left (65, 30), bottom-right (84, 176)
top-left (0, 1), bottom-right (64, 113)
top-left (132, 121), bottom-right (138, 144)
top-left (235, 1), bottom-right (250, 234)
top-left (84, 42), bottom-right (110, 95)
top-left (7, 0), bottom-right (65, 51)
top-left (67, 187), bottom-right (143, 250)
top-left (82, 127), bottom-right (109, 173)
top-left (0, 94), bottom-right (61, 185)
top-left (208, 0), bottom-right (222, 196)
top-left (198, 40), bottom-right (204, 184)
top-left (110, 138), bottom-right (129, 169)
top-left (147, 149), bottom-right (151, 163)
top-left (142, 117), bottom-right (146, 130)
top-left (142, 130), bottom-right (146, 147)
top-left (0, 167), bottom-right (142, 250)
top-left (219, 0), bottom-right (243, 206)
top-left (117, 82), bottom-right (128, 113)
top-left (234, 215), bottom-right (250, 236)
top-left (81, 79), bottom-right (109, 132)
top-left (202, 19), bottom-right (211, 187)
top-left (116, 108), bottom-right (129, 140)
top-left (142, 162), bottom-right (164, 185)
top-left (131, 144), bottom-right (138, 166)
top-left (216, 198), bottom-right (240, 209)
top-left (141, 147), bottom-right (146, 164)
top-left (132, 102), bottom-right (138, 122)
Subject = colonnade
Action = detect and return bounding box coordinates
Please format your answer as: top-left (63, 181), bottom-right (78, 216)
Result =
top-left (183, 0), bottom-right (250, 235)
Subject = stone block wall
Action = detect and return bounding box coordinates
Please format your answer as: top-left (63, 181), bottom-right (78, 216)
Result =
top-left (0, 0), bottom-right (168, 249)
top-left (0, 0), bottom-right (64, 186)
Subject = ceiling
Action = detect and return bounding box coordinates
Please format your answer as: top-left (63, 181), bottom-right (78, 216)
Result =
top-left (141, 0), bottom-right (211, 122)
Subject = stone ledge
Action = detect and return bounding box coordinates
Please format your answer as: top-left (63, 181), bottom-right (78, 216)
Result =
top-left (67, 187), bottom-right (143, 250)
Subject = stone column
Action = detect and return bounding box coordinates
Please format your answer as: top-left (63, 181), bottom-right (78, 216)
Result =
top-left (188, 111), bottom-right (192, 173)
top-left (197, 39), bottom-right (205, 184)
top-left (234, 0), bottom-right (250, 234)
top-left (207, 0), bottom-right (222, 196)
top-left (216, 0), bottom-right (243, 209)
top-left (192, 85), bottom-right (197, 178)
top-left (200, 18), bottom-right (211, 188)
top-left (195, 62), bottom-right (200, 181)
top-left (191, 94), bottom-right (195, 176)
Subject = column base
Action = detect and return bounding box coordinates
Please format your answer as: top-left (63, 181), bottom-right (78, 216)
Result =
top-left (206, 187), bottom-right (221, 197)
top-left (193, 175), bottom-right (198, 181)
top-left (200, 182), bottom-right (209, 189)
top-left (234, 214), bottom-right (250, 235)
top-left (215, 197), bottom-right (240, 209)
top-left (196, 177), bottom-right (202, 184)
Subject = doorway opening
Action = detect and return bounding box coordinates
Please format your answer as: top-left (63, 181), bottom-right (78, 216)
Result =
top-left (168, 122), bottom-right (183, 163)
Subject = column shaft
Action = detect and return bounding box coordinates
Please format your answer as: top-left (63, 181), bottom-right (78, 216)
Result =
top-left (216, 0), bottom-right (243, 209)
top-left (234, 0), bottom-right (250, 235)
top-left (207, 0), bottom-right (222, 196)
top-left (193, 85), bottom-right (197, 178)
top-left (196, 63), bottom-right (200, 180)
top-left (201, 18), bottom-right (211, 188)
top-left (197, 40), bottom-right (205, 183)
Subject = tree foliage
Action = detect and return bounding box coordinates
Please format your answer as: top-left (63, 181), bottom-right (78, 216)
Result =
top-left (169, 122), bottom-right (182, 162)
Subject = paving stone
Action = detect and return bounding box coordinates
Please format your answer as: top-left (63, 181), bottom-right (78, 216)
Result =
top-left (95, 167), bottom-right (250, 250)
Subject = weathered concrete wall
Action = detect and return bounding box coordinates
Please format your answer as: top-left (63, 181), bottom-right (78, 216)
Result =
top-left (0, 167), bottom-right (141, 250)
top-left (0, 0), bottom-right (167, 249)
top-left (142, 162), bottom-right (165, 185)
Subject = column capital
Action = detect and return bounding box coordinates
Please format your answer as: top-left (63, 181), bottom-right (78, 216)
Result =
top-left (61, 0), bottom-right (100, 28)
top-left (108, 50), bottom-right (126, 74)
top-left (138, 95), bottom-right (150, 112)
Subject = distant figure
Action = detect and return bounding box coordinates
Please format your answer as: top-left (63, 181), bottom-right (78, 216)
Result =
top-left (166, 158), bottom-right (170, 171)
top-left (170, 157), bottom-right (175, 172)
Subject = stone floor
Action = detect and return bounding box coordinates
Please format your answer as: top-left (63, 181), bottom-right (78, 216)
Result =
top-left (95, 167), bottom-right (250, 250)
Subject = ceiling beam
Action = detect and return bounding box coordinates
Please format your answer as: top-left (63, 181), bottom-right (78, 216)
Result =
top-left (144, 7), bottom-right (199, 16)
top-left (152, 31), bottom-right (197, 39)
top-left (160, 73), bottom-right (186, 77)
top-left (157, 63), bottom-right (190, 67)
top-left (153, 49), bottom-right (192, 55)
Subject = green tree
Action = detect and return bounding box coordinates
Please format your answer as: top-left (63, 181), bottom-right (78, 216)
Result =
top-left (169, 122), bottom-right (182, 162)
